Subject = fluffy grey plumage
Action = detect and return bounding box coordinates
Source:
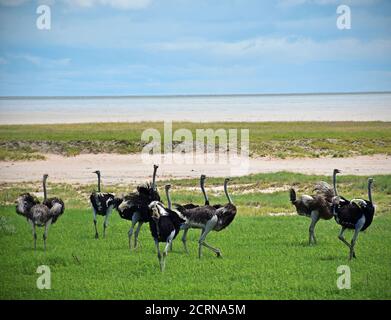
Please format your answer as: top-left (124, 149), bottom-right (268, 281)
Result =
top-left (16, 174), bottom-right (65, 250)
top-left (289, 183), bottom-right (334, 245)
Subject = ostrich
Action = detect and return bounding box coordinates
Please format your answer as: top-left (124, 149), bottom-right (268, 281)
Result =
top-left (148, 185), bottom-right (185, 271)
top-left (289, 184), bottom-right (334, 245)
top-left (175, 178), bottom-right (237, 258)
top-left (16, 174), bottom-right (65, 250)
top-left (332, 178), bottom-right (375, 259)
top-left (117, 164), bottom-right (160, 250)
top-left (173, 176), bottom-right (228, 253)
top-left (90, 170), bottom-right (121, 239)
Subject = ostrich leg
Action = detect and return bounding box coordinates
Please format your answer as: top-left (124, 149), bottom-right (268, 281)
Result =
top-left (128, 213), bottom-right (139, 250)
top-left (92, 208), bottom-right (99, 239)
top-left (198, 218), bottom-right (221, 258)
top-left (29, 220), bottom-right (37, 250)
top-left (338, 226), bottom-right (355, 258)
top-left (134, 221), bottom-right (143, 249)
top-left (161, 231), bottom-right (175, 272)
top-left (350, 216), bottom-right (365, 260)
top-left (181, 227), bottom-right (189, 253)
top-left (103, 208), bottom-right (113, 238)
top-left (155, 240), bottom-right (163, 272)
top-left (309, 211), bottom-right (320, 245)
top-left (43, 219), bottom-right (52, 251)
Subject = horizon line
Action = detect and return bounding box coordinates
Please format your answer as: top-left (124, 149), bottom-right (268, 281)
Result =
top-left (1, 90), bottom-right (390, 100)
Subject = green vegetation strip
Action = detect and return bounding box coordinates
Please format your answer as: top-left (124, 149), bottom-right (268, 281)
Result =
top-left (0, 122), bottom-right (390, 160)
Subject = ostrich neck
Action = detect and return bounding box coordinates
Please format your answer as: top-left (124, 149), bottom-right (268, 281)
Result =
top-left (224, 181), bottom-right (233, 204)
top-left (368, 182), bottom-right (373, 203)
top-left (43, 179), bottom-right (47, 201)
top-left (333, 173), bottom-right (339, 196)
top-left (201, 179), bottom-right (209, 205)
top-left (165, 189), bottom-right (172, 210)
top-left (152, 167), bottom-right (157, 190)
top-left (97, 174), bottom-right (101, 192)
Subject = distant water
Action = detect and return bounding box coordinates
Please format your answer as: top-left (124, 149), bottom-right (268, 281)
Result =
top-left (0, 93), bottom-right (390, 124)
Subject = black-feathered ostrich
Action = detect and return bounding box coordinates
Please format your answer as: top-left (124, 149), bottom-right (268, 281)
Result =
top-left (90, 170), bottom-right (121, 239)
top-left (289, 181), bottom-right (334, 245)
top-left (16, 174), bottom-right (65, 250)
top-left (148, 185), bottom-right (185, 271)
top-left (332, 177), bottom-right (375, 259)
top-left (117, 164), bottom-right (161, 250)
top-left (174, 178), bottom-right (237, 258)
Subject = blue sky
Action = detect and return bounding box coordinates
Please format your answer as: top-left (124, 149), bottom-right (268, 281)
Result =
top-left (0, 0), bottom-right (390, 96)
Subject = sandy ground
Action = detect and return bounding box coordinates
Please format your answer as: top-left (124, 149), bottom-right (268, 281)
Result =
top-left (0, 153), bottom-right (390, 184)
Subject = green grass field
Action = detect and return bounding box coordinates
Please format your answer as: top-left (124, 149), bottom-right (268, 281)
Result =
top-left (0, 172), bottom-right (390, 299)
top-left (1, 121), bottom-right (390, 160)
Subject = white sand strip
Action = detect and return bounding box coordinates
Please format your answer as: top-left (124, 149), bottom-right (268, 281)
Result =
top-left (0, 153), bottom-right (390, 184)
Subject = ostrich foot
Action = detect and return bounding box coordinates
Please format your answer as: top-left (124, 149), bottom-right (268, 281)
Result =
top-left (95, 233), bottom-right (99, 239)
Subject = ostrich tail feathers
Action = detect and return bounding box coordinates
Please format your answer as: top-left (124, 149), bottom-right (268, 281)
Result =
top-left (289, 188), bottom-right (297, 203)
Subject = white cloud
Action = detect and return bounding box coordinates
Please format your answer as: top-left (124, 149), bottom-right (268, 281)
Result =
top-left (0, 0), bottom-right (30, 6)
top-left (0, 0), bottom-right (151, 9)
top-left (63, 0), bottom-right (151, 9)
top-left (11, 54), bottom-right (71, 66)
top-left (147, 36), bottom-right (391, 63)
top-left (277, 0), bottom-right (381, 7)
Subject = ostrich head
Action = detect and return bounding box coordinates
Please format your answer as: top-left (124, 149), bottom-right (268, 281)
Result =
top-left (43, 173), bottom-right (49, 182)
top-left (333, 169), bottom-right (341, 175)
top-left (93, 170), bottom-right (100, 176)
top-left (368, 177), bottom-right (374, 185)
top-left (165, 184), bottom-right (171, 191)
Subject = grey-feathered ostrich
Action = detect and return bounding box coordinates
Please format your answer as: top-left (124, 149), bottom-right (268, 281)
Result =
top-left (175, 174), bottom-right (225, 253)
top-left (16, 174), bottom-right (65, 250)
top-left (290, 181), bottom-right (334, 245)
top-left (90, 170), bottom-right (121, 239)
top-left (174, 178), bottom-right (237, 258)
top-left (148, 185), bottom-right (185, 271)
top-left (117, 164), bottom-right (161, 250)
top-left (332, 178), bottom-right (375, 259)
